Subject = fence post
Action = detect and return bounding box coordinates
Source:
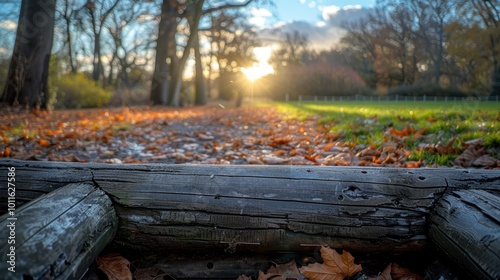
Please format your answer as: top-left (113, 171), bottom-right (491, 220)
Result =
top-left (299, 95), bottom-right (302, 103)
top-left (285, 93), bottom-right (289, 102)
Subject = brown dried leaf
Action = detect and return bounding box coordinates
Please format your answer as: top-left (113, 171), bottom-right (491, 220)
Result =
top-left (453, 139), bottom-right (488, 167)
top-left (134, 267), bottom-right (171, 280)
top-left (258, 260), bottom-right (303, 280)
top-left (299, 247), bottom-right (362, 280)
top-left (368, 263), bottom-right (392, 280)
top-left (391, 263), bottom-right (423, 280)
top-left (96, 254), bottom-right (132, 280)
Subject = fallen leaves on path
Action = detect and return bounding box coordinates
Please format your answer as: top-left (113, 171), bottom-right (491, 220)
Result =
top-left (0, 105), bottom-right (498, 168)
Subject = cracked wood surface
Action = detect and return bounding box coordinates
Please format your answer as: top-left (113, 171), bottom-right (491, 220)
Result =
top-left (0, 182), bottom-right (118, 280)
top-left (1, 159), bottom-right (499, 255)
top-left (430, 189), bottom-right (500, 279)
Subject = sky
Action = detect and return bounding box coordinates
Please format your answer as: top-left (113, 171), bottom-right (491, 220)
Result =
top-left (248, 0), bottom-right (376, 49)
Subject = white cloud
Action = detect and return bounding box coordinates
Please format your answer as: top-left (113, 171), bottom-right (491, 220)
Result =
top-left (308, 1), bottom-right (316, 8)
top-left (321, 5), bottom-right (370, 27)
top-left (248, 8), bottom-right (272, 28)
top-left (316, 21), bottom-right (326, 27)
top-left (321, 6), bottom-right (340, 21)
top-left (258, 6), bottom-right (371, 50)
top-left (249, 16), bottom-right (268, 27)
top-left (0, 20), bottom-right (17, 30)
top-left (344, 4), bottom-right (362, 10)
top-left (249, 8), bottom-right (272, 18)
top-left (299, 0), bottom-right (306, 4)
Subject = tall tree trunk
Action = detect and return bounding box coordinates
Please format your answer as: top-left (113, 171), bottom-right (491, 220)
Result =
top-left (150, 0), bottom-right (178, 105)
top-left (1, 0), bottom-right (56, 109)
top-left (92, 32), bottom-right (102, 82)
top-left (63, 0), bottom-right (76, 73)
top-left (194, 27), bottom-right (207, 105)
top-left (169, 0), bottom-right (205, 107)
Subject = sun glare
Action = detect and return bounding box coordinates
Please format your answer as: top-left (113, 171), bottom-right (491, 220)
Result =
top-left (242, 47), bottom-right (274, 81)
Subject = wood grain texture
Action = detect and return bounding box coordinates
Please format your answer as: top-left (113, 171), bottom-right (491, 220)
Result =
top-left (0, 183), bottom-right (118, 280)
top-left (0, 159), bottom-right (499, 274)
top-left (429, 189), bottom-right (500, 280)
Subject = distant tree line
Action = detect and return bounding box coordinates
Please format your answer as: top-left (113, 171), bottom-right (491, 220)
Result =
top-left (264, 0), bottom-right (500, 100)
top-left (1, 0), bottom-right (498, 109)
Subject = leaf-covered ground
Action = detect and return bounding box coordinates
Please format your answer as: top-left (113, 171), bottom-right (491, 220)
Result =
top-left (1, 102), bottom-right (499, 168)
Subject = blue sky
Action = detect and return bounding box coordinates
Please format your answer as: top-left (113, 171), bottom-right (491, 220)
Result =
top-left (274, 0), bottom-right (375, 23)
top-left (249, 0), bottom-right (375, 49)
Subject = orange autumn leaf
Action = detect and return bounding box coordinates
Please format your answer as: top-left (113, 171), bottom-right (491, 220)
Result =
top-left (299, 247), bottom-right (362, 280)
top-left (96, 254), bottom-right (132, 280)
top-left (1, 147), bottom-right (12, 157)
top-left (39, 139), bottom-right (51, 147)
top-left (413, 128), bottom-right (427, 137)
top-left (304, 154), bottom-right (318, 163)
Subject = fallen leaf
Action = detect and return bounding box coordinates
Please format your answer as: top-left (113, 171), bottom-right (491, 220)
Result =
top-left (96, 254), bottom-right (132, 280)
top-left (134, 267), bottom-right (171, 280)
top-left (453, 139), bottom-right (488, 167)
top-left (1, 147), bottom-right (11, 157)
top-left (368, 263), bottom-right (392, 280)
top-left (39, 139), bottom-right (51, 147)
top-left (472, 155), bottom-right (499, 168)
top-left (258, 260), bottom-right (304, 280)
top-left (391, 263), bottom-right (423, 280)
top-left (299, 246), bottom-right (362, 280)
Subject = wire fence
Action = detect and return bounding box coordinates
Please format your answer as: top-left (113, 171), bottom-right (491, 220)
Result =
top-left (290, 94), bottom-right (500, 103)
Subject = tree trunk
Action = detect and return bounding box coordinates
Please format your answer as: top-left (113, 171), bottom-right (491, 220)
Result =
top-left (150, 0), bottom-right (178, 105)
top-left (92, 37), bottom-right (100, 81)
top-left (0, 182), bottom-right (118, 279)
top-left (169, 0), bottom-right (205, 107)
top-left (63, 0), bottom-right (76, 73)
top-left (1, 0), bottom-right (56, 109)
top-left (194, 31), bottom-right (207, 105)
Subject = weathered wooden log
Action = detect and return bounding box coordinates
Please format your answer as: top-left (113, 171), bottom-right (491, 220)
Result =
top-left (0, 182), bottom-right (118, 280)
top-left (429, 189), bottom-right (500, 280)
top-left (0, 161), bottom-right (92, 211)
top-left (2, 159), bottom-right (499, 256)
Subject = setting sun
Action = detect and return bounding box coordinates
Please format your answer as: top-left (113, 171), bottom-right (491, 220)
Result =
top-left (241, 47), bottom-right (274, 81)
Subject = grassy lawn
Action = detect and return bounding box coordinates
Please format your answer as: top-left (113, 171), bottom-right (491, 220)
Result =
top-left (274, 101), bottom-right (500, 166)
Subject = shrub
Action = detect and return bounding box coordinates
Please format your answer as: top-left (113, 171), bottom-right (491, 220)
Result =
top-left (54, 73), bottom-right (112, 108)
top-left (387, 83), bottom-right (470, 97)
top-left (264, 63), bottom-right (371, 100)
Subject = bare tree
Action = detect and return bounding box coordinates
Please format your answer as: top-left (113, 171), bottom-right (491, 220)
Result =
top-left (150, 0), bottom-right (258, 106)
top-left (75, 0), bottom-right (121, 83)
top-left (458, 0), bottom-right (500, 96)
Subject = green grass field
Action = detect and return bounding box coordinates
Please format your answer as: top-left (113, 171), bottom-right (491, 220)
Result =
top-left (274, 101), bottom-right (500, 166)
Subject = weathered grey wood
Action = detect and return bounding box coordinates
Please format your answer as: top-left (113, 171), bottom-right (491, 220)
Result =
top-left (0, 160), bottom-right (93, 212)
top-left (0, 159), bottom-right (499, 257)
top-left (429, 189), bottom-right (500, 280)
top-left (0, 183), bottom-right (118, 280)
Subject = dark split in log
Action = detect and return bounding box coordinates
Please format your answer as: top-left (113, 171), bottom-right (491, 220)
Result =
top-left (0, 182), bottom-right (118, 280)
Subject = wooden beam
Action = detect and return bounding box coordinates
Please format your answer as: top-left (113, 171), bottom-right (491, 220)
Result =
top-left (429, 189), bottom-right (500, 280)
top-left (2, 159), bottom-right (499, 255)
top-left (0, 182), bottom-right (118, 280)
